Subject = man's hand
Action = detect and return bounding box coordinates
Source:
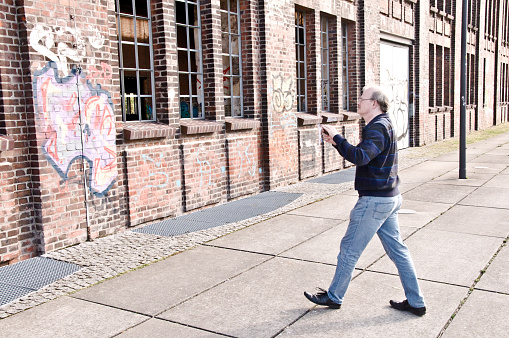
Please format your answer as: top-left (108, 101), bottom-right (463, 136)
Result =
top-left (322, 125), bottom-right (339, 145)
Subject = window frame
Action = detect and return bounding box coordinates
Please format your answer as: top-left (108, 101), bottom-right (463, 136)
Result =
top-left (341, 22), bottom-right (349, 111)
top-left (320, 16), bottom-right (330, 112)
top-left (116, 0), bottom-right (156, 122)
top-left (295, 10), bottom-right (307, 113)
top-left (220, 0), bottom-right (244, 117)
top-left (176, 0), bottom-right (205, 119)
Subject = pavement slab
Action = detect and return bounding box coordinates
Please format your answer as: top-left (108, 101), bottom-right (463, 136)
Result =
top-left (369, 228), bottom-right (503, 287)
top-left (402, 183), bottom-right (477, 204)
top-left (287, 194), bottom-right (359, 220)
top-left (458, 187), bottom-right (509, 209)
top-left (470, 154), bottom-right (509, 164)
top-left (406, 160), bottom-right (459, 173)
top-left (158, 257), bottom-right (336, 338)
top-left (279, 221), bottom-right (416, 269)
top-left (278, 271), bottom-right (468, 338)
top-left (397, 181), bottom-right (423, 193)
top-left (431, 150), bottom-right (480, 162)
top-left (442, 290), bottom-right (509, 337)
top-left (425, 205), bottom-right (509, 238)
top-left (398, 199), bottom-right (453, 228)
top-left (118, 318), bottom-right (224, 337)
top-left (485, 148), bottom-right (509, 156)
top-left (399, 161), bottom-right (458, 183)
top-left (205, 214), bottom-right (338, 255)
top-left (482, 173), bottom-right (509, 188)
top-left (465, 162), bottom-right (509, 174)
top-left (72, 245), bottom-right (270, 316)
top-left (429, 171), bottom-right (496, 187)
top-left (0, 296), bottom-right (147, 338)
top-left (475, 244), bottom-right (509, 294)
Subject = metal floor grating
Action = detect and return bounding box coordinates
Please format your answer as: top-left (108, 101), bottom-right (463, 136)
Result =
top-left (133, 191), bottom-right (303, 237)
top-left (0, 282), bottom-right (35, 307)
top-left (0, 257), bottom-right (81, 307)
top-left (307, 167), bottom-right (356, 184)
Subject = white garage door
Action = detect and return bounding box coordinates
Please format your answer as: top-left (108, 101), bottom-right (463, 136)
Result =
top-left (380, 41), bottom-right (410, 149)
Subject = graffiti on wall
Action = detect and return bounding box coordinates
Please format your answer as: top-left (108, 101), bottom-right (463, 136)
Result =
top-left (272, 74), bottom-right (294, 113)
top-left (33, 61), bottom-right (117, 196)
top-left (30, 24), bottom-right (106, 76)
top-left (383, 69), bottom-right (409, 144)
top-left (197, 148), bottom-right (214, 187)
top-left (267, 74), bottom-right (298, 177)
top-left (234, 140), bottom-right (257, 178)
top-left (269, 74), bottom-right (296, 137)
top-left (133, 153), bottom-right (170, 202)
top-left (380, 43), bottom-right (410, 149)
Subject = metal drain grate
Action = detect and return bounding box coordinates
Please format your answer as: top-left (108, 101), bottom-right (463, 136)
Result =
top-left (134, 218), bottom-right (227, 237)
top-left (0, 282), bottom-right (35, 307)
top-left (307, 167), bottom-right (356, 184)
top-left (0, 257), bottom-right (81, 306)
top-left (133, 191), bottom-right (303, 237)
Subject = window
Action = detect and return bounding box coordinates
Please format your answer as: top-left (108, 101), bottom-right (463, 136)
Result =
top-left (466, 53), bottom-right (477, 106)
top-left (320, 17), bottom-right (330, 112)
top-left (503, 0), bottom-right (509, 45)
top-left (221, 0), bottom-right (243, 117)
top-left (483, 58), bottom-right (486, 106)
top-left (502, 63), bottom-right (509, 104)
top-left (429, 44), bottom-right (435, 107)
top-left (295, 10), bottom-right (307, 112)
top-left (444, 47), bottom-right (452, 106)
top-left (176, 0), bottom-right (204, 119)
top-left (341, 22), bottom-right (349, 110)
top-left (116, 0), bottom-right (155, 121)
top-left (436, 45), bottom-right (443, 107)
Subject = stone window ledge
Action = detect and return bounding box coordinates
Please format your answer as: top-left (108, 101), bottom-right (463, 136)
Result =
top-left (429, 106), bottom-right (454, 113)
top-left (123, 122), bottom-right (175, 141)
top-left (296, 113), bottom-right (321, 126)
top-left (225, 117), bottom-right (260, 131)
top-left (321, 112), bottom-right (340, 123)
top-left (0, 135), bottom-right (14, 152)
top-left (339, 111), bottom-right (361, 121)
top-left (180, 119), bottom-right (223, 135)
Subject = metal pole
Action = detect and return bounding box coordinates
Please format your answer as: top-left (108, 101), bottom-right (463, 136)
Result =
top-left (459, 0), bottom-right (468, 179)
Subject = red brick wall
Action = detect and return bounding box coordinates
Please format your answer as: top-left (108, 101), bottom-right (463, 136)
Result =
top-left (182, 139), bottom-right (225, 211)
top-left (126, 145), bottom-right (180, 226)
top-left (0, 0), bottom-right (36, 264)
top-left (23, 0), bottom-right (122, 253)
top-left (226, 135), bottom-right (262, 199)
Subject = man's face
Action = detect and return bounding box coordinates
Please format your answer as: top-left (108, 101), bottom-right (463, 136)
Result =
top-left (357, 89), bottom-right (374, 116)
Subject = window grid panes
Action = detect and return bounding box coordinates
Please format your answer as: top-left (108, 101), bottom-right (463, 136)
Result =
top-left (321, 18), bottom-right (330, 112)
top-left (220, 0), bottom-right (243, 117)
top-left (341, 23), bottom-right (349, 111)
top-left (176, 0), bottom-right (204, 119)
top-left (116, 0), bottom-right (155, 121)
top-left (295, 10), bottom-right (307, 112)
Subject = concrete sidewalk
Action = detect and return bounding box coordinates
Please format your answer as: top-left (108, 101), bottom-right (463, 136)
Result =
top-left (1, 132), bottom-right (509, 337)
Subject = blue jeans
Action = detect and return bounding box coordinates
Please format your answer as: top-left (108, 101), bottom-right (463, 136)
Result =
top-left (328, 195), bottom-right (426, 308)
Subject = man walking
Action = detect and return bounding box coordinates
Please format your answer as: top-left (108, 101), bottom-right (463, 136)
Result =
top-left (304, 85), bottom-right (426, 316)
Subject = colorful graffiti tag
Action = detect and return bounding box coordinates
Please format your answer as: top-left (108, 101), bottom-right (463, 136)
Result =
top-left (33, 62), bottom-right (117, 196)
top-left (29, 24), bottom-right (105, 77)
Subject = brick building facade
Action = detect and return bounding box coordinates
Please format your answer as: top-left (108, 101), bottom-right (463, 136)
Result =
top-left (1, 0), bottom-right (508, 265)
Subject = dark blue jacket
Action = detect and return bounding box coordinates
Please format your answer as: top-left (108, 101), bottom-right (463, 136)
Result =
top-left (332, 113), bottom-right (400, 197)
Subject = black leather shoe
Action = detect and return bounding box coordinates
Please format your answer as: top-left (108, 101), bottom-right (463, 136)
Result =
top-left (304, 288), bottom-right (341, 309)
top-left (390, 299), bottom-right (426, 316)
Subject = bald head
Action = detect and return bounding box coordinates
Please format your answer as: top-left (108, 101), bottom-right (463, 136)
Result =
top-left (363, 85), bottom-right (390, 113)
